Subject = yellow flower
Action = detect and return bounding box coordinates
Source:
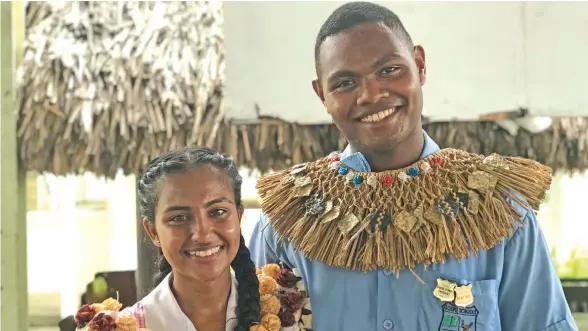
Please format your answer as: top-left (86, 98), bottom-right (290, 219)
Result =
top-left (260, 294), bottom-right (280, 316)
top-left (261, 264), bottom-right (281, 280)
top-left (249, 325), bottom-right (268, 331)
top-left (258, 276), bottom-right (278, 296)
top-left (115, 312), bottom-right (137, 331)
top-left (101, 298), bottom-right (123, 312)
top-left (261, 313), bottom-right (281, 331)
top-left (92, 303), bottom-right (106, 312)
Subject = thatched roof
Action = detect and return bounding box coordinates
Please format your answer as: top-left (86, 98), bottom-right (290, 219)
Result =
top-left (19, 1), bottom-right (225, 177)
top-left (18, 2), bottom-right (588, 178)
top-left (218, 117), bottom-right (588, 174)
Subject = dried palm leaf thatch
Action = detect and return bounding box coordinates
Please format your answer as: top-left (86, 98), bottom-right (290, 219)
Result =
top-left (18, 1), bottom-right (225, 177)
top-left (221, 116), bottom-right (588, 174)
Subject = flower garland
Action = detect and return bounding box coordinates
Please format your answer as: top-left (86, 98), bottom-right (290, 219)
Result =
top-left (251, 263), bottom-right (312, 331)
top-left (74, 298), bottom-right (149, 331)
top-left (74, 264), bottom-right (312, 331)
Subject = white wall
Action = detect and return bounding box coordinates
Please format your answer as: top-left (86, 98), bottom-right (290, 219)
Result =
top-left (223, 2), bottom-right (588, 123)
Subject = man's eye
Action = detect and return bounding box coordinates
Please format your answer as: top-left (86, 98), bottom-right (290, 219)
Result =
top-left (335, 79), bottom-right (355, 90)
top-left (380, 66), bottom-right (399, 75)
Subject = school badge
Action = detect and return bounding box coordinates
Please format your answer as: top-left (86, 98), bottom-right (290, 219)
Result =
top-left (439, 303), bottom-right (478, 331)
top-left (433, 278), bottom-right (457, 302)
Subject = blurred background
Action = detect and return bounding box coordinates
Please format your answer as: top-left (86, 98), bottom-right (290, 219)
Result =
top-left (1, 1), bottom-right (587, 330)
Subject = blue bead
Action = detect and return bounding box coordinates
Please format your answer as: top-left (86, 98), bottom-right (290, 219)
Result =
top-left (353, 175), bottom-right (363, 187)
top-left (338, 165), bottom-right (349, 175)
top-left (407, 167), bottom-right (420, 176)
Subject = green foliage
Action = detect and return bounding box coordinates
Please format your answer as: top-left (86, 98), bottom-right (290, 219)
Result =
top-left (552, 246), bottom-right (588, 279)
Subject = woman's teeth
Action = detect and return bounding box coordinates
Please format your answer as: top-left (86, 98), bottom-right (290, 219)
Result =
top-left (187, 246), bottom-right (221, 257)
top-left (360, 108), bottom-right (395, 123)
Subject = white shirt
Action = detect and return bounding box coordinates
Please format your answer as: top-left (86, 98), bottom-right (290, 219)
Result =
top-left (123, 272), bottom-right (238, 331)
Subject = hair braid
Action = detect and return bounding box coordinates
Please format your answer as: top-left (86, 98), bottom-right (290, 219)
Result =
top-left (231, 234), bottom-right (261, 331)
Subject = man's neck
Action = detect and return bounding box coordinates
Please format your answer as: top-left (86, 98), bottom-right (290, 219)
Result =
top-left (357, 127), bottom-right (425, 172)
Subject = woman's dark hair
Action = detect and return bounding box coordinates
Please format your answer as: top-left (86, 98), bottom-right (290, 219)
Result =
top-left (137, 146), bottom-right (260, 331)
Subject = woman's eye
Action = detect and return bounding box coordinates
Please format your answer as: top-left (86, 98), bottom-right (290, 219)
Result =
top-left (209, 209), bottom-right (228, 218)
top-left (170, 214), bottom-right (188, 223)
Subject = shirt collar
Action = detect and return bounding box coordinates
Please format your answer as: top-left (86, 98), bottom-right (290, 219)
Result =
top-left (143, 271), bottom-right (239, 329)
top-left (339, 130), bottom-right (440, 172)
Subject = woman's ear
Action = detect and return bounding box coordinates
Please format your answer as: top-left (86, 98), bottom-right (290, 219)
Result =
top-left (237, 206), bottom-right (244, 224)
top-left (143, 218), bottom-right (160, 247)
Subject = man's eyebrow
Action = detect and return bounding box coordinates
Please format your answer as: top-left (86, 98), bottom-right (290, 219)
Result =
top-left (372, 53), bottom-right (404, 69)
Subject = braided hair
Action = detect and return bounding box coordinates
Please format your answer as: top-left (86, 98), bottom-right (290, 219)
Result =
top-left (137, 146), bottom-right (260, 331)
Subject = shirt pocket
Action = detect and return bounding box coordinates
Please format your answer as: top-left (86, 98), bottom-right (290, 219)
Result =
top-left (417, 270), bottom-right (501, 331)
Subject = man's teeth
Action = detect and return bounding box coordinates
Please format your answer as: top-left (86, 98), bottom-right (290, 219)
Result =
top-left (360, 108), bottom-right (395, 123)
top-left (187, 246), bottom-right (221, 257)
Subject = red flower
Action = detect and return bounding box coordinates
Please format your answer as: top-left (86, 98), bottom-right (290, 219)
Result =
top-left (74, 304), bottom-right (97, 328)
top-left (431, 157), bottom-right (444, 166)
top-left (278, 309), bottom-right (297, 327)
top-left (88, 312), bottom-right (116, 331)
top-left (279, 290), bottom-right (304, 312)
top-left (277, 269), bottom-right (299, 288)
top-left (381, 175), bottom-right (394, 186)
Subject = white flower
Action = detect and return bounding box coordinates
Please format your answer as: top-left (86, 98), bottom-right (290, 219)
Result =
top-left (366, 175), bottom-right (378, 187)
top-left (398, 172), bottom-right (409, 181)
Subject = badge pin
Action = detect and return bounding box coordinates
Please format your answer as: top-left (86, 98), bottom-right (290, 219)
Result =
top-left (454, 284), bottom-right (474, 307)
top-left (433, 278), bottom-right (457, 302)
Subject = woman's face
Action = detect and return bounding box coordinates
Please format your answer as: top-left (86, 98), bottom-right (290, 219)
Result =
top-left (144, 165), bottom-right (242, 284)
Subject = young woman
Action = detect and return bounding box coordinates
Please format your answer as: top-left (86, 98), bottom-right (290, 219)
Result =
top-left (69, 146), bottom-right (310, 331)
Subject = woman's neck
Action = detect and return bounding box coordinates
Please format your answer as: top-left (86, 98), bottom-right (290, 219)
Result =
top-left (171, 269), bottom-right (232, 330)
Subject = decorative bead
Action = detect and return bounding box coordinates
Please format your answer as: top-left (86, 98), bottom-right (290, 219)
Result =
top-left (398, 172), bottom-right (409, 181)
top-left (420, 162), bottom-right (431, 173)
top-left (366, 175), bottom-right (379, 187)
top-left (407, 167), bottom-right (419, 177)
top-left (329, 162), bottom-right (340, 170)
top-left (353, 175), bottom-right (363, 187)
top-left (381, 174), bottom-right (394, 186)
top-left (431, 157), bottom-right (444, 166)
top-left (329, 154), bottom-right (341, 162)
top-left (338, 165), bottom-right (349, 175)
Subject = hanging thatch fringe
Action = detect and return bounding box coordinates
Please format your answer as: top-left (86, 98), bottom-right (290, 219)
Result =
top-left (17, 2), bottom-right (588, 178)
top-left (18, 1), bottom-right (224, 177)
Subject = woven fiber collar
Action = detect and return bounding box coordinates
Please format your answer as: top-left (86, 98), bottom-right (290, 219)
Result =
top-left (256, 148), bottom-right (552, 272)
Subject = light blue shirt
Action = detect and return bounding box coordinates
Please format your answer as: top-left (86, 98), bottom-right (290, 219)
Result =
top-left (249, 131), bottom-right (577, 331)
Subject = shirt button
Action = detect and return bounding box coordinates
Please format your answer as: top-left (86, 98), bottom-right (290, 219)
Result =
top-left (383, 269), bottom-right (393, 276)
top-left (383, 319), bottom-right (394, 330)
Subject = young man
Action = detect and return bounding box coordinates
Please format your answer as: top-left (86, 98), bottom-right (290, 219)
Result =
top-left (249, 2), bottom-right (577, 330)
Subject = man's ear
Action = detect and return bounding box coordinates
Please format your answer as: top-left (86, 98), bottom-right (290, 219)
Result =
top-left (312, 79), bottom-right (326, 106)
top-left (143, 218), bottom-right (160, 247)
top-left (413, 45), bottom-right (427, 86)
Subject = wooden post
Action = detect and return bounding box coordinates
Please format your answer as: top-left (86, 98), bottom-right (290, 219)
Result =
top-left (0, 1), bottom-right (28, 330)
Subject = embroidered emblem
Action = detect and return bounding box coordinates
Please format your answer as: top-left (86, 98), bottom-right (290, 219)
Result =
top-left (438, 303), bottom-right (478, 331)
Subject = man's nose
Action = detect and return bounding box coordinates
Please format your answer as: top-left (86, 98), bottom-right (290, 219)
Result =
top-left (357, 76), bottom-right (389, 105)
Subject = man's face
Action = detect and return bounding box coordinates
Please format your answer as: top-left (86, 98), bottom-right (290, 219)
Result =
top-left (313, 22), bottom-right (426, 154)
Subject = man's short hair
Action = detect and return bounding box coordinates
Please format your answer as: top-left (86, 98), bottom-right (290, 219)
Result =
top-left (314, 2), bottom-right (413, 77)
